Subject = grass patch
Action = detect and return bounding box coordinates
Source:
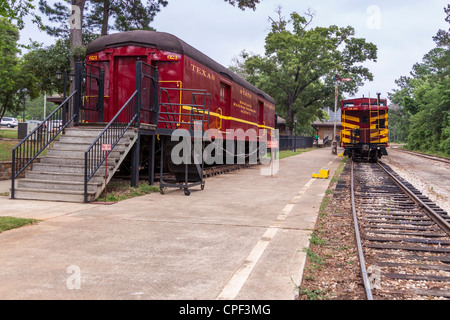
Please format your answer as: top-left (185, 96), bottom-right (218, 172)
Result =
top-left (0, 216), bottom-right (38, 233)
top-left (266, 148), bottom-right (314, 160)
top-left (298, 288), bottom-right (329, 300)
top-left (0, 129), bottom-right (55, 161)
top-left (331, 156), bottom-right (349, 182)
top-left (99, 179), bottom-right (159, 202)
top-left (309, 231), bottom-right (327, 246)
top-left (0, 140), bottom-right (18, 161)
top-left (0, 129), bottom-right (17, 139)
top-left (303, 247), bottom-right (325, 267)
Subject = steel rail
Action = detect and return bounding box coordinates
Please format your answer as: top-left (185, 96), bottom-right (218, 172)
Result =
top-left (391, 147), bottom-right (450, 165)
top-left (350, 161), bottom-right (374, 300)
top-left (377, 161), bottom-right (450, 236)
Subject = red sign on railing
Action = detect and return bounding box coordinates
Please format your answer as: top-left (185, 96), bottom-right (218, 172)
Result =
top-left (267, 141), bottom-right (279, 149)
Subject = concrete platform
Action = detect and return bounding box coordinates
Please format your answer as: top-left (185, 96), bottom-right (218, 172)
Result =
top-left (0, 147), bottom-right (342, 300)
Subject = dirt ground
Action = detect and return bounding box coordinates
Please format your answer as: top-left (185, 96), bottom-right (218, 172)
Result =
top-left (297, 159), bottom-right (367, 300)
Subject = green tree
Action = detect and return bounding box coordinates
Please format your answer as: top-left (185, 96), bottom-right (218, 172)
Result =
top-left (0, 0), bottom-right (42, 29)
top-left (26, 94), bottom-right (58, 120)
top-left (389, 6), bottom-right (450, 156)
top-left (0, 17), bottom-right (38, 120)
top-left (39, 0), bottom-right (168, 38)
top-left (22, 39), bottom-right (72, 95)
top-left (86, 0), bottom-right (168, 36)
top-left (39, 0), bottom-right (259, 38)
top-left (433, 4), bottom-right (450, 47)
top-left (234, 10), bottom-right (377, 134)
top-left (224, 0), bottom-right (260, 10)
top-left (406, 77), bottom-right (449, 154)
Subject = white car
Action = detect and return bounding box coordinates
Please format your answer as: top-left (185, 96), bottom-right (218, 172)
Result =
top-left (1, 117), bottom-right (18, 128)
top-left (48, 119), bottom-right (63, 131)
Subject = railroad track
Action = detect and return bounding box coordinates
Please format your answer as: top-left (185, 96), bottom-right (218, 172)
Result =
top-left (390, 147), bottom-right (450, 165)
top-left (350, 160), bottom-right (450, 300)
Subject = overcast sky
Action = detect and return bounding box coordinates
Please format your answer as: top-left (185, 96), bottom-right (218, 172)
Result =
top-left (19, 0), bottom-right (449, 102)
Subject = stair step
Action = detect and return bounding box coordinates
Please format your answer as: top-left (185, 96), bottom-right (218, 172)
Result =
top-left (17, 178), bottom-right (100, 193)
top-left (52, 142), bottom-right (129, 152)
top-left (63, 128), bottom-right (104, 137)
top-left (12, 187), bottom-right (95, 202)
top-left (41, 156), bottom-right (119, 166)
top-left (46, 149), bottom-right (123, 158)
top-left (25, 171), bottom-right (104, 183)
top-left (64, 128), bottom-right (137, 138)
top-left (32, 162), bottom-right (115, 174)
top-left (59, 134), bottom-right (135, 144)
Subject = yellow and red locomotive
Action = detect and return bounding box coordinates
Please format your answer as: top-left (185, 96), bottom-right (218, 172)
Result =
top-left (340, 94), bottom-right (389, 161)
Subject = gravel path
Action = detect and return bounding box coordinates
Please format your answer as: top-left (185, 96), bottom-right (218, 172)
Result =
top-left (381, 148), bottom-right (450, 214)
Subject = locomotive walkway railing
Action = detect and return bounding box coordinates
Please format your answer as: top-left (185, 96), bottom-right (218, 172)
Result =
top-left (11, 91), bottom-right (78, 199)
top-left (135, 61), bottom-right (159, 126)
top-left (79, 63), bottom-right (105, 123)
top-left (157, 87), bottom-right (211, 195)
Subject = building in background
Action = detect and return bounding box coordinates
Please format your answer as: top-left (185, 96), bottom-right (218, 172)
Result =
top-left (311, 106), bottom-right (342, 147)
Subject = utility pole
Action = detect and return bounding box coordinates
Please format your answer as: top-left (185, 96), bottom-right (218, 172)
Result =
top-left (333, 80), bottom-right (338, 154)
top-left (332, 74), bottom-right (352, 155)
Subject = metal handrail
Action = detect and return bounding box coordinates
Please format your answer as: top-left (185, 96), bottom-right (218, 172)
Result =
top-left (11, 91), bottom-right (77, 198)
top-left (83, 91), bottom-right (138, 203)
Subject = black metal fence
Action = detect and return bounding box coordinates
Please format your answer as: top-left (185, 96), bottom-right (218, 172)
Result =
top-left (279, 135), bottom-right (314, 150)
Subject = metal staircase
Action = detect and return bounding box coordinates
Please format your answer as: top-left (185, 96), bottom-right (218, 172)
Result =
top-left (13, 128), bottom-right (138, 202)
top-left (10, 61), bottom-right (159, 203)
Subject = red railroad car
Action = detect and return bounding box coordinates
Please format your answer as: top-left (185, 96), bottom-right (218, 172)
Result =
top-left (85, 30), bottom-right (276, 141)
top-left (340, 94), bottom-right (389, 161)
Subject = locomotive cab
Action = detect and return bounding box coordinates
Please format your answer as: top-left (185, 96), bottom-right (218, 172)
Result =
top-left (341, 95), bottom-right (389, 162)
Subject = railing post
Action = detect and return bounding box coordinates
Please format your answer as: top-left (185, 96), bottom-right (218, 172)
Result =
top-left (11, 151), bottom-right (15, 199)
top-left (153, 68), bottom-right (160, 125)
top-left (74, 61), bottom-right (83, 124)
top-left (98, 68), bottom-right (105, 122)
top-left (131, 62), bottom-right (142, 187)
top-left (135, 61), bottom-right (142, 123)
top-left (84, 152), bottom-right (88, 203)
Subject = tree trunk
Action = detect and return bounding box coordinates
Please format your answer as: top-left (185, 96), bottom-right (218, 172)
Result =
top-left (285, 100), bottom-right (294, 136)
top-left (69, 0), bottom-right (85, 126)
top-left (101, 0), bottom-right (110, 36)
